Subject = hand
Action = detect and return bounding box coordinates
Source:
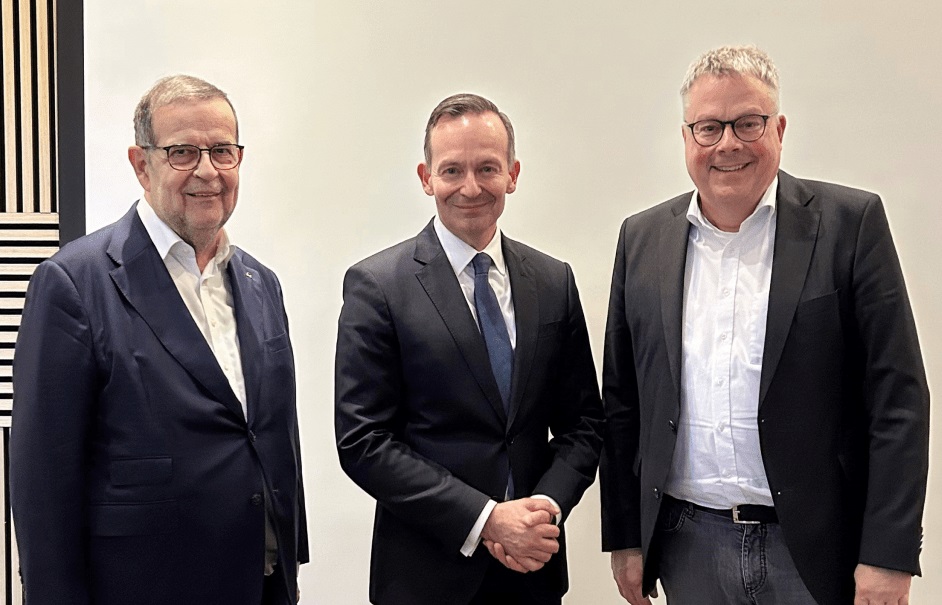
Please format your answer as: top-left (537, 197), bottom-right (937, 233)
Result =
top-left (854, 563), bottom-right (911, 605)
top-left (481, 498), bottom-right (560, 572)
top-left (611, 549), bottom-right (657, 604)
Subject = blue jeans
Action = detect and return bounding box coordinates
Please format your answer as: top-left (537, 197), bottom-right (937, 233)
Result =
top-left (656, 497), bottom-right (819, 605)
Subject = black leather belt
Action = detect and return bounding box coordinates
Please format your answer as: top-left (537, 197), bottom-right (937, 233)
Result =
top-left (666, 495), bottom-right (778, 525)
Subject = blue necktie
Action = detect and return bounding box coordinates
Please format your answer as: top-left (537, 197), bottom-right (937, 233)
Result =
top-left (472, 252), bottom-right (515, 499)
top-left (472, 253), bottom-right (513, 410)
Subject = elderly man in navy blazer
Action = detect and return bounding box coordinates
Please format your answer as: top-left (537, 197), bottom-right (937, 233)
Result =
top-left (600, 46), bottom-right (929, 605)
top-left (11, 75), bottom-right (307, 605)
top-left (335, 93), bottom-right (604, 604)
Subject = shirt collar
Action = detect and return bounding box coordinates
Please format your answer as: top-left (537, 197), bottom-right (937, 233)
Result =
top-left (136, 198), bottom-right (234, 270)
top-left (433, 216), bottom-right (507, 277)
top-left (686, 175), bottom-right (778, 234)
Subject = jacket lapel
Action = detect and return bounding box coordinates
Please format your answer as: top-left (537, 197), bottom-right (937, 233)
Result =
top-left (660, 197), bottom-right (693, 399)
top-left (413, 221), bottom-right (507, 422)
top-left (107, 205), bottom-right (245, 422)
top-left (503, 238), bottom-right (536, 429)
top-left (227, 252), bottom-right (265, 424)
top-left (759, 171), bottom-right (821, 406)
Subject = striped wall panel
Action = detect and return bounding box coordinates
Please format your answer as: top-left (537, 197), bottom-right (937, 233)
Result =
top-left (1, 0), bottom-right (71, 602)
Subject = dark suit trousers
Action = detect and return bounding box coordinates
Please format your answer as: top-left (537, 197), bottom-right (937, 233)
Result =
top-left (261, 568), bottom-right (291, 605)
top-left (469, 560), bottom-right (562, 605)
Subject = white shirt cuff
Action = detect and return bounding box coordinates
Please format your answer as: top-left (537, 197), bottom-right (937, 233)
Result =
top-left (460, 499), bottom-right (498, 557)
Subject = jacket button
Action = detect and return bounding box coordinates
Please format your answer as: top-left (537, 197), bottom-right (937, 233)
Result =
top-left (653, 487), bottom-right (661, 500)
top-left (668, 420), bottom-right (677, 433)
top-left (251, 493), bottom-right (263, 506)
top-left (248, 430), bottom-right (257, 443)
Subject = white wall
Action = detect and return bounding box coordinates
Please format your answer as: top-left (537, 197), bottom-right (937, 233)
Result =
top-left (85, 1), bottom-right (942, 602)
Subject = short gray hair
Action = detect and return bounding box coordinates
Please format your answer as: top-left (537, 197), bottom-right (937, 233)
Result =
top-left (680, 45), bottom-right (780, 112)
top-left (423, 93), bottom-right (515, 165)
top-left (133, 75), bottom-right (238, 146)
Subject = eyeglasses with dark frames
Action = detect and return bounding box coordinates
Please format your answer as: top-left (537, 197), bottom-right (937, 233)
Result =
top-left (143, 144), bottom-right (245, 171)
top-left (685, 114), bottom-right (771, 147)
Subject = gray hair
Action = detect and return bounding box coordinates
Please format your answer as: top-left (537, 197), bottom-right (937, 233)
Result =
top-left (133, 75), bottom-right (238, 146)
top-left (680, 45), bottom-right (780, 112)
top-left (423, 93), bottom-right (515, 165)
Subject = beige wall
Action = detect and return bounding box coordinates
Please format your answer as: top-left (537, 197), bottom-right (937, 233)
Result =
top-left (85, 1), bottom-right (941, 602)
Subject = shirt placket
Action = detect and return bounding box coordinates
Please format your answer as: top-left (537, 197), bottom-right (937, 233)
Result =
top-left (712, 237), bottom-right (740, 499)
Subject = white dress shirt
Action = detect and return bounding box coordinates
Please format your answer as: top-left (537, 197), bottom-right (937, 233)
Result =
top-left (665, 177), bottom-right (778, 509)
top-left (137, 200), bottom-right (247, 418)
top-left (432, 218), bottom-right (560, 556)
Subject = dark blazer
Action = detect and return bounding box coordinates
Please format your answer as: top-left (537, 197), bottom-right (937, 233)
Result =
top-left (600, 171), bottom-right (929, 605)
top-left (10, 205), bottom-right (309, 605)
top-left (335, 220), bottom-right (604, 605)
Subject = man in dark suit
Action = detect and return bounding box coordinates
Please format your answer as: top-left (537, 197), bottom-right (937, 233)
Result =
top-left (335, 93), bottom-right (604, 604)
top-left (10, 75), bottom-right (307, 605)
top-left (600, 46), bottom-right (929, 605)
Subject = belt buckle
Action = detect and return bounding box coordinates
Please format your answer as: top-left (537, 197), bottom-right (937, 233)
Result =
top-left (732, 505), bottom-right (760, 525)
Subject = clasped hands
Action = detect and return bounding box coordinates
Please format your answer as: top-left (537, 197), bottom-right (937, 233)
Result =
top-left (481, 497), bottom-right (560, 573)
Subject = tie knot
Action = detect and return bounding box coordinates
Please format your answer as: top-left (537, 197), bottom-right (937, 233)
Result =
top-left (472, 252), bottom-right (491, 276)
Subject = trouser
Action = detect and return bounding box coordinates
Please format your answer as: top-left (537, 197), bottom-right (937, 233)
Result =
top-left (656, 496), bottom-right (819, 605)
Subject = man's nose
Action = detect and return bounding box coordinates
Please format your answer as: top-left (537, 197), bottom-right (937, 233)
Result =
top-left (192, 149), bottom-right (219, 178)
top-left (459, 171), bottom-right (481, 196)
top-left (715, 123), bottom-right (743, 151)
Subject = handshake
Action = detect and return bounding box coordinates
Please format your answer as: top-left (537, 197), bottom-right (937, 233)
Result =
top-left (480, 497), bottom-right (561, 573)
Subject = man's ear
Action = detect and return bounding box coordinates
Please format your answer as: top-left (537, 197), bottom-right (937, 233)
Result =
top-left (506, 160), bottom-right (521, 194)
top-left (417, 162), bottom-right (434, 196)
top-left (128, 146), bottom-right (152, 191)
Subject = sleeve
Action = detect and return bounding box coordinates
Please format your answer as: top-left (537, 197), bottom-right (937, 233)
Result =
top-left (852, 196), bottom-right (929, 574)
top-left (334, 265), bottom-right (490, 553)
top-left (10, 260), bottom-right (96, 605)
top-left (532, 262), bottom-right (605, 521)
top-left (599, 220), bottom-right (644, 552)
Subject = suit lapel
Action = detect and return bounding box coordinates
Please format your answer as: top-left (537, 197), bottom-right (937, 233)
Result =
top-left (413, 221), bottom-right (507, 422)
top-left (228, 252), bottom-right (265, 424)
top-left (660, 197), bottom-right (693, 398)
top-left (759, 172), bottom-right (821, 406)
top-left (107, 206), bottom-right (245, 421)
top-left (503, 238), bottom-right (536, 429)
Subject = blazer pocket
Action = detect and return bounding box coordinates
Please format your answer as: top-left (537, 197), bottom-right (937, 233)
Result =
top-left (537, 320), bottom-right (565, 339)
top-left (794, 290), bottom-right (839, 321)
top-left (110, 456), bottom-right (172, 486)
top-left (265, 332), bottom-right (291, 353)
top-left (88, 500), bottom-right (178, 536)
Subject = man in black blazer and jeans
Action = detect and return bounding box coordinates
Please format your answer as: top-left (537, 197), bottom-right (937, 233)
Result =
top-left (600, 45), bottom-right (929, 605)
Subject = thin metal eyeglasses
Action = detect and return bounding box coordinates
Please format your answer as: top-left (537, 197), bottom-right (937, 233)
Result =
top-left (685, 114), bottom-right (771, 147)
top-left (143, 144), bottom-right (245, 171)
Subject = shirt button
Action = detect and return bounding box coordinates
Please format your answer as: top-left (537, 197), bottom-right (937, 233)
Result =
top-left (720, 332), bottom-right (728, 341)
top-left (723, 288), bottom-right (730, 297)
top-left (251, 493), bottom-right (263, 506)
top-left (715, 378), bottom-right (724, 386)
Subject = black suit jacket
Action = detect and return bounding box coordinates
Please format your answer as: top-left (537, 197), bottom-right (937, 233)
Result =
top-left (10, 205), bottom-right (308, 605)
top-left (335, 220), bottom-right (604, 604)
top-left (599, 171), bottom-right (929, 605)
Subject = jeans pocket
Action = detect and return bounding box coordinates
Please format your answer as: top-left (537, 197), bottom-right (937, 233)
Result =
top-left (656, 499), bottom-right (689, 534)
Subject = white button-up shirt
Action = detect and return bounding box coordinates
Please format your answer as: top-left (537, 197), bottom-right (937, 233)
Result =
top-left (666, 178), bottom-right (778, 508)
top-left (137, 199), bottom-right (247, 419)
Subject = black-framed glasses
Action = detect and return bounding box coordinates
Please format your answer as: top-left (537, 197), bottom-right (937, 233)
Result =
top-left (144, 144), bottom-right (244, 171)
top-left (685, 114), bottom-right (771, 147)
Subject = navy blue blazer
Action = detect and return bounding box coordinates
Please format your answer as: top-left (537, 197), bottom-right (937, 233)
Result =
top-left (10, 204), bottom-right (308, 605)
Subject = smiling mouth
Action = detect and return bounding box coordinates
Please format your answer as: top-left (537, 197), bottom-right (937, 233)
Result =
top-left (713, 163), bottom-right (749, 173)
top-left (186, 191), bottom-right (221, 197)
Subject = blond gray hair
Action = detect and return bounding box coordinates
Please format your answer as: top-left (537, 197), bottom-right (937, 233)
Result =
top-left (133, 75), bottom-right (238, 146)
top-left (680, 45), bottom-right (780, 113)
